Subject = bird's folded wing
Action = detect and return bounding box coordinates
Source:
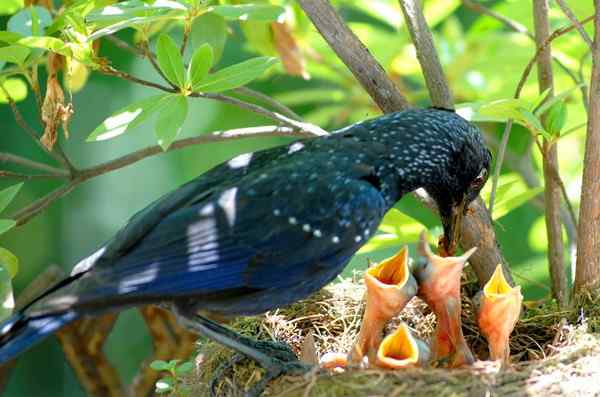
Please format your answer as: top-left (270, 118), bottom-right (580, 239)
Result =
top-left (37, 167), bottom-right (386, 313)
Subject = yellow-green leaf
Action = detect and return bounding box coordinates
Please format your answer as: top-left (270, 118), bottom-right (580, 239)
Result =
top-left (154, 94), bottom-right (188, 150)
top-left (0, 247), bottom-right (18, 278)
top-left (193, 57), bottom-right (277, 93)
top-left (187, 44), bottom-right (213, 89)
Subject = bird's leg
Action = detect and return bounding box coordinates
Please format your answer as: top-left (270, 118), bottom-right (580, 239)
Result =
top-left (174, 310), bottom-right (312, 397)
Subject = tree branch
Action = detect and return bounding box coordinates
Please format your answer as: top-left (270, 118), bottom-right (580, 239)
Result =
top-left (555, 0), bottom-right (593, 49)
top-left (533, 0), bottom-right (568, 308)
top-left (575, 2), bottom-right (600, 295)
top-left (11, 125), bottom-right (312, 226)
top-left (0, 152), bottom-right (69, 176)
top-left (398, 0), bottom-right (453, 109)
top-left (97, 66), bottom-right (327, 136)
top-left (297, 0), bottom-right (410, 113)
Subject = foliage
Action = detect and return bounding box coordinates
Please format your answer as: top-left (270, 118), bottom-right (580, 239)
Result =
top-left (150, 359), bottom-right (195, 396)
top-left (0, 0), bottom-right (594, 395)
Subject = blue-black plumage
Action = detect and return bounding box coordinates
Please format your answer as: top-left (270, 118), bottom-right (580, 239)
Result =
top-left (0, 109), bottom-right (491, 366)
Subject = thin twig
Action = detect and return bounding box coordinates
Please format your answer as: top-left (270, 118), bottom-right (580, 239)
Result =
top-left (11, 125), bottom-right (314, 226)
top-left (12, 181), bottom-right (78, 226)
top-left (0, 82), bottom-right (68, 168)
top-left (297, 0), bottom-right (410, 112)
top-left (463, 0), bottom-right (589, 112)
top-left (486, 13), bottom-right (593, 223)
top-left (0, 152), bottom-right (69, 176)
top-left (98, 66), bottom-right (327, 136)
top-left (0, 171), bottom-right (66, 180)
top-left (555, 0), bottom-right (593, 48)
top-left (487, 120), bottom-right (513, 213)
top-left (189, 92), bottom-right (328, 136)
top-left (181, 19), bottom-right (191, 56)
top-left (233, 87), bottom-right (302, 121)
top-left (399, 0), bottom-right (454, 108)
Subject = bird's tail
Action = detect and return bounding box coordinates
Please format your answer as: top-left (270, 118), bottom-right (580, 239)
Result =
top-left (0, 310), bottom-right (78, 363)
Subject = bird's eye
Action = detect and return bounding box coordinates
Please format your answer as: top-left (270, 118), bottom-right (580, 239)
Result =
top-left (471, 168), bottom-right (488, 189)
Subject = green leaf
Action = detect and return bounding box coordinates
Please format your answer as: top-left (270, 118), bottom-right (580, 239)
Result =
top-left (150, 360), bottom-right (171, 371)
top-left (193, 57), bottom-right (277, 93)
top-left (190, 13), bottom-right (227, 64)
top-left (530, 87), bottom-right (552, 113)
top-left (0, 45), bottom-right (30, 65)
top-left (479, 98), bottom-right (530, 121)
top-left (18, 36), bottom-right (72, 57)
top-left (187, 44), bottom-right (213, 89)
top-left (0, 220), bottom-right (16, 235)
top-left (0, 247), bottom-right (18, 278)
top-left (0, 0), bottom-right (23, 16)
top-left (0, 78), bottom-right (28, 103)
top-left (7, 6), bottom-right (52, 37)
top-left (155, 95), bottom-right (188, 150)
top-left (534, 84), bottom-right (585, 117)
top-left (0, 264), bottom-right (14, 322)
top-left (0, 183), bottom-right (23, 214)
top-left (175, 361), bottom-right (194, 375)
top-left (0, 31), bottom-right (23, 43)
top-left (88, 94), bottom-right (167, 141)
top-left (156, 34), bottom-right (186, 87)
top-left (517, 107), bottom-right (549, 138)
top-left (543, 102), bottom-right (568, 137)
top-left (86, 0), bottom-right (187, 41)
top-left (493, 186), bottom-right (544, 220)
top-left (209, 4), bottom-right (285, 22)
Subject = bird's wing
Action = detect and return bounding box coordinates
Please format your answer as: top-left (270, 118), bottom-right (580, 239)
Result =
top-left (34, 160), bottom-right (386, 314)
top-left (74, 145), bottom-right (291, 274)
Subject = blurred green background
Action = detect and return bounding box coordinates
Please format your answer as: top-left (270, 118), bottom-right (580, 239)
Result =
top-left (0, 0), bottom-right (591, 395)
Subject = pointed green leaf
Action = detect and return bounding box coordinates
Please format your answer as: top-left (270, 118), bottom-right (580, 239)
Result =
top-left (187, 44), bottom-right (213, 88)
top-left (0, 247), bottom-right (18, 278)
top-left (0, 220), bottom-right (16, 235)
top-left (0, 183), bottom-right (23, 214)
top-left (156, 34), bottom-right (186, 87)
top-left (517, 107), bottom-right (548, 138)
top-left (534, 84), bottom-right (586, 117)
top-left (88, 94), bottom-right (167, 142)
top-left (193, 57), bottom-right (277, 93)
top-left (150, 360), bottom-right (171, 371)
top-left (175, 361), bottom-right (194, 375)
top-left (0, 31), bottom-right (23, 43)
top-left (543, 101), bottom-right (568, 137)
top-left (0, 45), bottom-right (30, 65)
top-left (209, 4), bottom-right (285, 22)
top-left (190, 13), bottom-right (227, 64)
top-left (155, 95), bottom-right (188, 150)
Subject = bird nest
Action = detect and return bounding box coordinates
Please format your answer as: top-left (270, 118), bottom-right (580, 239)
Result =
top-left (188, 270), bottom-right (600, 396)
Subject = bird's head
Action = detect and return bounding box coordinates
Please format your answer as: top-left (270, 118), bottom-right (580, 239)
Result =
top-left (418, 110), bottom-right (492, 255)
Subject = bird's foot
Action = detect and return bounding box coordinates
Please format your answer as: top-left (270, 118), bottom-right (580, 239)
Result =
top-left (174, 310), bottom-right (313, 397)
top-left (210, 340), bottom-right (312, 397)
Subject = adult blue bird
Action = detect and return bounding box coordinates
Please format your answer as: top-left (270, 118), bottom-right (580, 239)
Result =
top-left (0, 108), bottom-right (490, 393)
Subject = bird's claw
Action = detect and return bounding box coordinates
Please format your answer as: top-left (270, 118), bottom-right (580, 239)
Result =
top-left (209, 339), bottom-right (313, 397)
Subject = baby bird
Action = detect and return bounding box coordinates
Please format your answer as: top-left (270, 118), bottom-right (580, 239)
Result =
top-left (414, 232), bottom-right (476, 367)
top-left (475, 264), bottom-right (522, 364)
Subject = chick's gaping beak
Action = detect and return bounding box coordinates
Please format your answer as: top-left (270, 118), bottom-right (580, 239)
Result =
top-left (440, 196), bottom-right (468, 257)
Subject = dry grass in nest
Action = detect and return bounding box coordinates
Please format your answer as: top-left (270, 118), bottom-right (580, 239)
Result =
top-left (189, 269), bottom-right (600, 396)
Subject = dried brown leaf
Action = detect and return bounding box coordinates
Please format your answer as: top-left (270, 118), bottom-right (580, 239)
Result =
top-left (272, 22), bottom-right (309, 79)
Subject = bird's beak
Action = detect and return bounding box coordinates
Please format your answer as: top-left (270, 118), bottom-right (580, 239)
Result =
top-left (349, 247), bottom-right (418, 365)
top-left (440, 196), bottom-right (468, 257)
top-left (375, 322), bottom-right (430, 369)
top-left (415, 231), bottom-right (476, 367)
top-left (477, 264), bottom-right (522, 364)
